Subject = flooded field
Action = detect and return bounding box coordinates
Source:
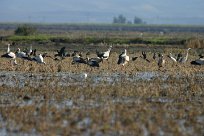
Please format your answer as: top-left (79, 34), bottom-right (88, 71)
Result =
top-left (0, 70), bottom-right (204, 135)
top-left (0, 71), bottom-right (170, 88)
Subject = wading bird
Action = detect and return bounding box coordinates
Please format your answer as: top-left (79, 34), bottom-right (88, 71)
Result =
top-left (1, 44), bottom-right (17, 65)
top-left (7, 43), bottom-right (10, 53)
top-left (169, 48), bottom-right (191, 63)
top-left (168, 53), bottom-right (177, 62)
top-left (179, 48), bottom-right (191, 63)
top-left (33, 54), bottom-right (46, 64)
top-left (117, 49), bottom-right (130, 66)
top-left (96, 45), bottom-right (112, 60)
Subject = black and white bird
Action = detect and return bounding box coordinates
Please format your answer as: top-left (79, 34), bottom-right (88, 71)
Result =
top-left (1, 44), bottom-right (17, 65)
top-left (1, 51), bottom-right (16, 60)
top-left (179, 48), bottom-right (191, 63)
top-left (169, 48), bottom-right (191, 63)
top-left (191, 54), bottom-right (204, 65)
top-left (33, 54), bottom-right (46, 64)
top-left (16, 48), bottom-right (27, 58)
top-left (168, 53), bottom-right (177, 62)
top-left (96, 46), bottom-right (112, 60)
top-left (117, 49), bottom-right (130, 66)
top-left (72, 53), bottom-right (86, 64)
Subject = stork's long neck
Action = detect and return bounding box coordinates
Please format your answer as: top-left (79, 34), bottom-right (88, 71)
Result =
top-left (124, 49), bottom-right (127, 55)
top-left (108, 47), bottom-right (112, 53)
top-left (30, 46), bottom-right (32, 51)
top-left (7, 44), bottom-right (10, 53)
top-left (185, 49), bottom-right (190, 60)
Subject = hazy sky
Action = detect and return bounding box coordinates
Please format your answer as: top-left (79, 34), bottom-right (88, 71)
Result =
top-left (1, 0), bottom-right (204, 24)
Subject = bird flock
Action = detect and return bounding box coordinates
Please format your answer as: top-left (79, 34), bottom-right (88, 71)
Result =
top-left (1, 44), bottom-right (204, 69)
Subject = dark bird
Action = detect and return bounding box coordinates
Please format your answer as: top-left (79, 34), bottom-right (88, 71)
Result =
top-left (191, 54), bottom-right (204, 65)
top-left (55, 47), bottom-right (69, 58)
top-left (86, 57), bottom-right (102, 67)
top-left (176, 52), bottom-right (183, 62)
top-left (153, 52), bottom-right (157, 60)
top-left (141, 51), bottom-right (150, 63)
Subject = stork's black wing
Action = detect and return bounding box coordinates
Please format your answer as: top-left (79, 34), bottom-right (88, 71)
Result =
top-left (117, 55), bottom-right (125, 65)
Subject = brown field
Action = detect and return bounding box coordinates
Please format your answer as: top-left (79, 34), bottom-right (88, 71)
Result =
top-left (0, 28), bottom-right (204, 136)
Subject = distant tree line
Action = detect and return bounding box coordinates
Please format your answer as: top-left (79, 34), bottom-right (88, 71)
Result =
top-left (15, 25), bottom-right (37, 36)
top-left (113, 14), bottom-right (146, 24)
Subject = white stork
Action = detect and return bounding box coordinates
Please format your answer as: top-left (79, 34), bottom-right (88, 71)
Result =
top-left (179, 48), bottom-right (191, 63)
top-left (33, 54), bottom-right (46, 64)
top-left (117, 49), bottom-right (130, 66)
top-left (1, 44), bottom-right (17, 65)
top-left (96, 46), bottom-right (112, 60)
top-left (168, 53), bottom-right (177, 62)
top-left (7, 44), bottom-right (10, 53)
top-left (169, 48), bottom-right (191, 63)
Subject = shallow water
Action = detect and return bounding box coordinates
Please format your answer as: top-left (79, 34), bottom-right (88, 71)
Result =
top-left (0, 71), bottom-right (169, 88)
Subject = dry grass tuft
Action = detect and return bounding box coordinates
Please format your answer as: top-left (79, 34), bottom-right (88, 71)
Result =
top-left (186, 38), bottom-right (204, 49)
